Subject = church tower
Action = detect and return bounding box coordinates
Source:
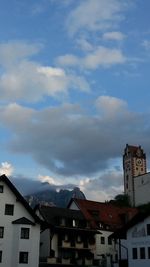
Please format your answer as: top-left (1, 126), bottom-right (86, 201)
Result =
top-left (123, 144), bottom-right (147, 206)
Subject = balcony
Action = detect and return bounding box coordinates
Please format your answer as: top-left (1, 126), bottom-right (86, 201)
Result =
top-left (62, 240), bottom-right (71, 248)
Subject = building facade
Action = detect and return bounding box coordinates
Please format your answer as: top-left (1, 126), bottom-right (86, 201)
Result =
top-left (0, 174), bottom-right (40, 267)
top-left (112, 212), bottom-right (150, 267)
top-left (37, 205), bottom-right (97, 266)
top-left (123, 144), bottom-right (147, 206)
top-left (68, 198), bottom-right (137, 267)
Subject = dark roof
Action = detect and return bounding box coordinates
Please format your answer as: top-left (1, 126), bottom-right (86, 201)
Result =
top-left (123, 144), bottom-right (146, 158)
top-left (38, 205), bottom-right (85, 225)
top-left (12, 217), bottom-right (35, 225)
top-left (110, 210), bottom-right (150, 239)
top-left (0, 174), bottom-right (41, 224)
top-left (68, 198), bottom-right (138, 230)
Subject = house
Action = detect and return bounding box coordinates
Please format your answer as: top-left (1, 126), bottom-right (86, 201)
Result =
top-left (36, 205), bottom-right (98, 266)
top-left (0, 174), bottom-right (41, 267)
top-left (68, 198), bottom-right (138, 267)
top-left (111, 211), bottom-right (150, 267)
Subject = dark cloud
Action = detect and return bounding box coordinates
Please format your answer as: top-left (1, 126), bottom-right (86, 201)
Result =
top-left (11, 175), bottom-right (76, 195)
top-left (1, 101), bottom-right (150, 177)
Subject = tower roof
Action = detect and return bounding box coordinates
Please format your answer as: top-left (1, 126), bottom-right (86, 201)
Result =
top-left (123, 144), bottom-right (146, 158)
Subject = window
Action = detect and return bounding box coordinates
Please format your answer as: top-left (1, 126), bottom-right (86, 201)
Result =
top-left (0, 251), bottom-right (2, 263)
top-left (76, 235), bottom-right (82, 243)
top-left (5, 204), bottom-right (14, 215)
top-left (19, 252), bottom-right (28, 264)
top-left (101, 236), bottom-right (105, 244)
top-left (140, 247), bottom-right (145, 259)
top-left (0, 185), bottom-right (3, 193)
top-left (0, 227), bottom-right (4, 238)
top-left (132, 248), bottom-right (137, 259)
top-left (108, 236), bottom-right (112, 245)
top-left (21, 228), bottom-right (30, 239)
top-left (148, 247), bottom-right (150, 259)
top-left (147, 224), bottom-right (150, 235)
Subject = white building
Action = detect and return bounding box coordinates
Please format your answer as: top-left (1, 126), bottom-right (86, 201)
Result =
top-left (123, 144), bottom-right (150, 207)
top-left (134, 172), bottom-right (150, 206)
top-left (123, 144), bottom-right (147, 206)
top-left (112, 211), bottom-right (150, 267)
top-left (68, 198), bottom-right (137, 267)
top-left (0, 174), bottom-right (41, 267)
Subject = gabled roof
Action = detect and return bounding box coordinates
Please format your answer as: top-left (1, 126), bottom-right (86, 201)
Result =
top-left (38, 205), bottom-right (85, 225)
top-left (68, 198), bottom-right (138, 230)
top-left (12, 217), bottom-right (35, 225)
top-left (0, 174), bottom-right (41, 224)
top-left (110, 211), bottom-right (149, 239)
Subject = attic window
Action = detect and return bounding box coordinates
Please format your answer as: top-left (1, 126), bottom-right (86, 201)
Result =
top-left (0, 185), bottom-right (3, 193)
top-left (5, 204), bottom-right (14, 216)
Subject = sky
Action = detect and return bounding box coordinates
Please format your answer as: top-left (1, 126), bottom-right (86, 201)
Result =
top-left (0, 0), bottom-right (150, 201)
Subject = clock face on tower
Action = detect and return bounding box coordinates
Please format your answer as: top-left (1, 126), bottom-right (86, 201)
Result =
top-left (136, 159), bottom-right (142, 166)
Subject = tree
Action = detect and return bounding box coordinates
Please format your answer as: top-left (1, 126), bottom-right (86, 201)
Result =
top-left (109, 194), bottom-right (131, 207)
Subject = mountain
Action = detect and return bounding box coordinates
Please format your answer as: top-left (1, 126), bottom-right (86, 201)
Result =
top-left (25, 187), bottom-right (86, 208)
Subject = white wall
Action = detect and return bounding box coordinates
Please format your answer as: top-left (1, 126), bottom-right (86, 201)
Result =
top-left (0, 180), bottom-right (40, 267)
top-left (134, 173), bottom-right (150, 206)
top-left (127, 216), bottom-right (150, 267)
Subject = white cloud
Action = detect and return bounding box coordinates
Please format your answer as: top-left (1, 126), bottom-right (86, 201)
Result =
top-left (79, 171), bottom-right (124, 201)
top-left (76, 38), bottom-right (93, 51)
top-left (0, 42), bottom-right (90, 102)
top-left (83, 46), bottom-right (126, 69)
top-left (0, 41), bottom-right (41, 68)
top-left (102, 31), bottom-right (126, 41)
top-left (142, 40), bottom-right (150, 50)
top-left (57, 46), bottom-right (126, 69)
top-left (38, 174), bottom-right (60, 185)
top-left (0, 162), bottom-right (14, 176)
top-left (95, 95), bottom-right (128, 116)
top-left (66, 0), bottom-right (125, 36)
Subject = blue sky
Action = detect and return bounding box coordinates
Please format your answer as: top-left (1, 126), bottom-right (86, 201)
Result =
top-left (0, 0), bottom-right (150, 201)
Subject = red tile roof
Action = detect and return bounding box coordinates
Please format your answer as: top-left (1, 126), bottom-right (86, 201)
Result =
top-left (71, 199), bottom-right (138, 231)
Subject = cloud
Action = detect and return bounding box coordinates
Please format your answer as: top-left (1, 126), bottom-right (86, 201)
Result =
top-left (102, 31), bottom-right (126, 41)
top-left (95, 95), bottom-right (127, 116)
top-left (142, 40), bottom-right (150, 50)
top-left (80, 170), bottom-right (124, 201)
top-left (38, 174), bottom-right (60, 186)
top-left (0, 162), bottom-right (14, 176)
top-left (0, 42), bottom-right (90, 102)
top-left (11, 175), bottom-right (76, 196)
top-left (0, 96), bottom-right (150, 178)
top-left (57, 46), bottom-right (126, 69)
top-left (66, 0), bottom-right (126, 36)
top-left (76, 38), bottom-right (93, 51)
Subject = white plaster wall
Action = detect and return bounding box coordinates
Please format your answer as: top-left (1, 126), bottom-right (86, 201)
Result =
top-left (127, 216), bottom-right (150, 267)
top-left (68, 201), bottom-right (79, 210)
top-left (0, 180), bottom-right (40, 267)
top-left (95, 230), bottom-right (116, 261)
top-left (134, 173), bottom-right (150, 206)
